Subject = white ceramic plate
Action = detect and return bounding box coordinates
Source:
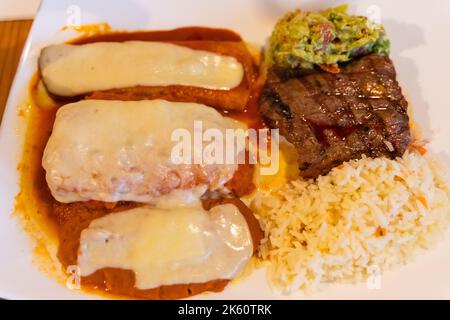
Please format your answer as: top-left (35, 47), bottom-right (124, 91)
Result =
top-left (1, 0), bottom-right (450, 299)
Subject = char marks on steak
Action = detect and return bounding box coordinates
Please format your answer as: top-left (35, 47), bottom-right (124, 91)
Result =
top-left (259, 53), bottom-right (410, 178)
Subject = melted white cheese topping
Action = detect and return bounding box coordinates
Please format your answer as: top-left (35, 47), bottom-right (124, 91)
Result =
top-left (78, 203), bottom-right (253, 289)
top-left (39, 41), bottom-right (244, 96)
top-left (42, 99), bottom-right (244, 203)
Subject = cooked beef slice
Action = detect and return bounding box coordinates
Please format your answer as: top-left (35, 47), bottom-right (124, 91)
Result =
top-left (259, 54), bottom-right (410, 178)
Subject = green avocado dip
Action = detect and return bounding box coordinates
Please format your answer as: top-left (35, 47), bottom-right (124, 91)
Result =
top-left (267, 4), bottom-right (390, 72)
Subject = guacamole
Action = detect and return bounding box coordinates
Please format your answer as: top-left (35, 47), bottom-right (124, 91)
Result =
top-left (267, 4), bottom-right (390, 71)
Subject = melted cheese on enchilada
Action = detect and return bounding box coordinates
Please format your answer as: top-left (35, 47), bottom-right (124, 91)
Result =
top-left (39, 41), bottom-right (244, 96)
top-left (78, 203), bottom-right (253, 289)
top-left (42, 99), bottom-right (244, 203)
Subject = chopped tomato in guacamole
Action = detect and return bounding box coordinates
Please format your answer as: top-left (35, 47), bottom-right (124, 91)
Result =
top-left (267, 4), bottom-right (390, 71)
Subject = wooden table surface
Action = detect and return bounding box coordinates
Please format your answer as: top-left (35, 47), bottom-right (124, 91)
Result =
top-left (0, 19), bottom-right (33, 121)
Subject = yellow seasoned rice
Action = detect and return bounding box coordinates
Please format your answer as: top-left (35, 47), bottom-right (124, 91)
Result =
top-left (250, 151), bottom-right (450, 293)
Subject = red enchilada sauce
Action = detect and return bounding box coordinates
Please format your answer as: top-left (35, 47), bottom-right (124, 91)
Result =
top-left (19, 27), bottom-right (265, 299)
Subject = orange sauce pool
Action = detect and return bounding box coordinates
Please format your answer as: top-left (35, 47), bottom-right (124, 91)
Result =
top-left (16, 27), bottom-right (265, 299)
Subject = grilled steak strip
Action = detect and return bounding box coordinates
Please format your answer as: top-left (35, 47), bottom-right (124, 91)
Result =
top-left (259, 54), bottom-right (410, 178)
